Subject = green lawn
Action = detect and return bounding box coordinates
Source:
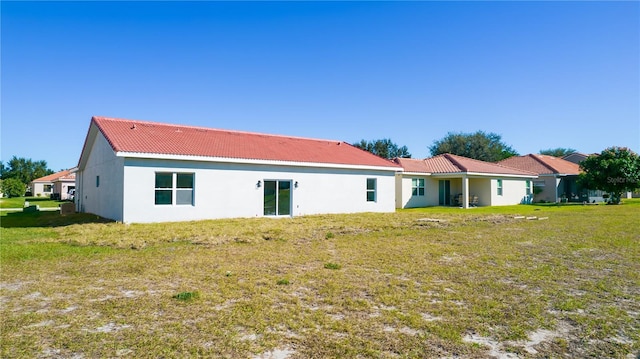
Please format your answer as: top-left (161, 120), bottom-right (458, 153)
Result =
top-left (0, 196), bottom-right (69, 209)
top-left (1, 201), bottom-right (639, 358)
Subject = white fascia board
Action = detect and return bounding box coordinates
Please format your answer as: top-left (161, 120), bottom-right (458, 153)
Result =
top-left (401, 171), bottom-right (432, 176)
top-left (116, 152), bottom-right (402, 172)
top-left (431, 172), bottom-right (538, 179)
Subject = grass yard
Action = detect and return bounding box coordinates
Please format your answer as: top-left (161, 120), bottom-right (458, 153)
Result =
top-left (0, 196), bottom-right (69, 209)
top-left (1, 201), bottom-right (639, 358)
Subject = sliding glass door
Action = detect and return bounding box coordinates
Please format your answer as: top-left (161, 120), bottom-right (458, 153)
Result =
top-left (263, 180), bottom-right (291, 216)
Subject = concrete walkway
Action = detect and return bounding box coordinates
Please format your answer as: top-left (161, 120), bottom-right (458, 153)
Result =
top-left (1, 207), bottom-right (60, 212)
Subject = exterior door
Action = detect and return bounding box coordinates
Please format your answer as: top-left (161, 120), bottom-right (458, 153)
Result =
top-left (439, 180), bottom-right (451, 205)
top-left (263, 180), bottom-right (292, 216)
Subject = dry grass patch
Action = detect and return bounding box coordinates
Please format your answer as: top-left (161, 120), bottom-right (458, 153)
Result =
top-left (1, 201), bottom-right (639, 358)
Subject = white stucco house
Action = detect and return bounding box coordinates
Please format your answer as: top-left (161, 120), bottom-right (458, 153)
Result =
top-left (31, 169), bottom-right (76, 200)
top-left (75, 116), bottom-right (401, 223)
top-left (394, 154), bottom-right (538, 209)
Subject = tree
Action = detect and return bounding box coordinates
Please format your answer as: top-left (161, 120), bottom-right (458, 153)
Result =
top-left (578, 147), bottom-right (640, 204)
top-left (353, 138), bottom-right (411, 159)
top-left (429, 131), bottom-right (518, 162)
top-left (1, 177), bottom-right (27, 198)
top-left (0, 156), bottom-right (53, 184)
top-left (539, 147), bottom-right (577, 157)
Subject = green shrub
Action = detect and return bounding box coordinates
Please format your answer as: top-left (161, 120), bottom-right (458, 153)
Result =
top-left (324, 262), bottom-right (341, 270)
top-left (173, 291), bottom-right (200, 301)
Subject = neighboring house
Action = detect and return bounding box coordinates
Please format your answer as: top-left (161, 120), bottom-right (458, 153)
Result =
top-left (394, 154), bottom-right (537, 209)
top-left (75, 116), bottom-right (401, 223)
top-left (31, 170), bottom-right (76, 200)
top-left (498, 154), bottom-right (604, 203)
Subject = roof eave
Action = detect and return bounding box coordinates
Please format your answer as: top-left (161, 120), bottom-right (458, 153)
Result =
top-left (116, 152), bottom-right (402, 172)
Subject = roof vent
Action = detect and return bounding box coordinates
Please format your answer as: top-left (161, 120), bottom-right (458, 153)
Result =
top-left (131, 124), bottom-right (136, 129)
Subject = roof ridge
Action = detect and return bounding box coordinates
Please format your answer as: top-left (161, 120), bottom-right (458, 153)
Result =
top-left (529, 154), bottom-right (560, 173)
top-left (31, 169), bottom-right (73, 182)
top-left (443, 153), bottom-right (467, 172)
top-left (92, 116), bottom-right (345, 145)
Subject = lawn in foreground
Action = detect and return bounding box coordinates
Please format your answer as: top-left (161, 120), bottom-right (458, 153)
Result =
top-left (1, 202), bottom-right (639, 358)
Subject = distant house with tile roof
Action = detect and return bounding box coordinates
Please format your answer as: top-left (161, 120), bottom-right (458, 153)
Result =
top-left (75, 116), bottom-right (401, 223)
top-left (498, 154), bottom-right (605, 203)
top-left (394, 154), bottom-right (537, 209)
top-left (31, 169), bottom-right (76, 200)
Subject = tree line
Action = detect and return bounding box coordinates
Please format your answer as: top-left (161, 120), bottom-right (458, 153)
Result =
top-left (0, 156), bottom-right (54, 197)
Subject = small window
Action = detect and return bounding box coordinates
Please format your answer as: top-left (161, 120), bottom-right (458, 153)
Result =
top-left (525, 180), bottom-right (531, 196)
top-left (412, 178), bottom-right (425, 196)
top-left (497, 179), bottom-right (503, 196)
top-left (176, 173), bottom-right (194, 205)
top-left (43, 184), bottom-right (53, 192)
top-left (366, 178), bottom-right (376, 202)
top-left (96, 176), bottom-right (100, 187)
top-left (155, 173), bottom-right (173, 205)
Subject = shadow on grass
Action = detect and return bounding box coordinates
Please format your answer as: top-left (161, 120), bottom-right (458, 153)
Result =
top-left (1, 210), bottom-right (114, 228)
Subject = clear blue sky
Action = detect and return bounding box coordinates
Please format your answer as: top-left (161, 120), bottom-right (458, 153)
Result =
top-left (2, 1), bottom-right (639, 172)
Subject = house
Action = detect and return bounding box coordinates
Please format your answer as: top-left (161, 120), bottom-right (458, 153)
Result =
top-left (394, 154), bottom-right (537, 209)
top-left (75, 116), bottom-right (401, 223)
top-left (31, 170), bottom-right (76, 200)
top-left (498, 154), bottom-right (604, 203)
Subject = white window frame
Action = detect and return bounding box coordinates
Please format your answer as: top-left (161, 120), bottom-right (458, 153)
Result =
top-left (525, 180), bottom-right (531, 196)
top-left (366, 178), bottom-right (377, 202)
top-left (155, 172), bottom-right (194, 206)
top-left (497, 179), bottom-right (503, 196)
top-left (412, 178), bottom-right (425, 196)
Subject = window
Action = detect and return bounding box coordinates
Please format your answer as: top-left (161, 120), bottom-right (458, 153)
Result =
top-left (155, 172), bottom-right (194, 205)
top-left (366, 178), bottom-right (376, 202)
top-left (412, 178), bottom-right (425, 196)
top-left (96, 176), bottom-right (100, 187)
top-left (43, 184), bottom-right (53, 192)
top-left (525, 180), bottom-right (532, 196)
top-left (497, 179), bottom-right (503, 196)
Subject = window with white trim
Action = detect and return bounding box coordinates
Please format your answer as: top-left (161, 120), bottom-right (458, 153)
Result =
top-left (412, 178), bottom-right (425, 196)
top-left (497, 179), bottom-right (503, 196)
top-left (155, 172), bottom-right (194, 205)
top-left (525, 180), bottom-right (531, 196)
top-left (366, 178), bottom-right (376, 202)
top-left (43, 184), bottom-right (53, 192)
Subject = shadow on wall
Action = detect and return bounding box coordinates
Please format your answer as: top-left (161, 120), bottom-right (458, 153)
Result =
top-left (1, 211), bottom-right (113, 229)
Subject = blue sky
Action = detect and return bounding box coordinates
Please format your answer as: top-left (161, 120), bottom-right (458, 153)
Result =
top-left (2, 1), bottom-right (638, 172)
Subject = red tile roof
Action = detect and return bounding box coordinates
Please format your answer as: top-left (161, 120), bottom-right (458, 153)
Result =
top-left (32, 170), bottom-right (75, 183)
top-left (498, 154), bottom-right (581, 175)
top-left (394, 158), bottom-right (433, 173)
top-left (395, 154), bottom-right (536, 176)
top-left (90, 116), bottom-right (400, 169)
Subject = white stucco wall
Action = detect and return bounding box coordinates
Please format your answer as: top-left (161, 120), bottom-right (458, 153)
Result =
top-left (396, 175), bottom-right (430, 208)
top-left (490, 178), bottom-right (531, 206)
top-left (533, 176), bottom-right (559, 203)
top-left (468, 178), bottom-right (492, 206)
top-left (76, 131), bottom-right (125, 221)
top-left (120, 158), bottom-right (397, 223)
top-left (31, 182), bottom-right (53, 197)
